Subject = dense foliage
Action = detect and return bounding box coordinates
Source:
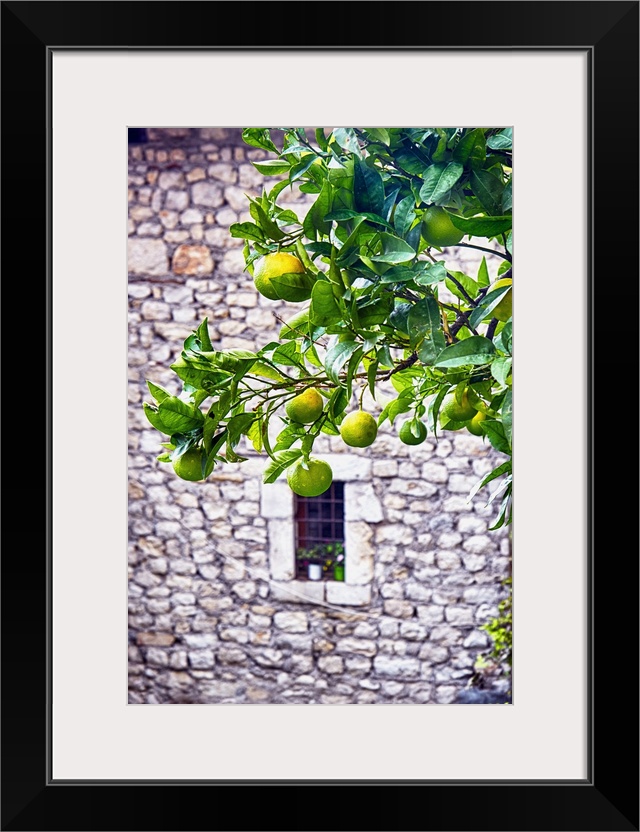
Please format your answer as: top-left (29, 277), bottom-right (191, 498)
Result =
top-left (143, 127), bottom-right (513, 528)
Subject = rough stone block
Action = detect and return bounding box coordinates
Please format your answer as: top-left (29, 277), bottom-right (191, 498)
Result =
top-left (325, 583), bottom-right (371, 607)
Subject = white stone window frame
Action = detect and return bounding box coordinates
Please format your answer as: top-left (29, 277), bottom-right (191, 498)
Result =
top-left (261, 454), bottom-right (383, 607)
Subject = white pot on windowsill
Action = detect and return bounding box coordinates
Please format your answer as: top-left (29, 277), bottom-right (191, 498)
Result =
top-left (307, 563), bottom-right (322, 581)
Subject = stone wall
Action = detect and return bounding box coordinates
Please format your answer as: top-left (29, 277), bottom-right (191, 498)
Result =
top-left (128, 128), bottom-right (512, 704)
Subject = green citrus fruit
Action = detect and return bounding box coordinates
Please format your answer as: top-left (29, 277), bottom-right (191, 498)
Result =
top-left (172, 447), bottom-right (206, 481)
top-left (287, 457), bottom-right (333, 497)
top-left (398, 419), bottom-right (428, 445)
top-left (488, 278), bottom-right (512, 322)
top-left (339, 410), bottom-right (378, 448)
top-left (466, 410), bottom-right (487, 436)
top-left (285, 388), bottom-right (324, 424)
top-left (421, 206), bottom-right (465, 248)
top-left (253, 252), bottom-right (313, 303)
top-left (440, 389), bottom-right (477, 422)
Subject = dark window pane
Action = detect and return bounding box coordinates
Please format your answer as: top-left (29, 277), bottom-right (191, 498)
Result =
top-left (294, 481), bottom-right (345, 580)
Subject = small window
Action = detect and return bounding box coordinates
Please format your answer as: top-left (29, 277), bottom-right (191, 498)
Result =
top-left (295, 482), bottom-right (345, 581)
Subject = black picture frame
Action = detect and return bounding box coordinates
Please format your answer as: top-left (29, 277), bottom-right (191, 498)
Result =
top-left (2, 2), bottom-right (638, 830)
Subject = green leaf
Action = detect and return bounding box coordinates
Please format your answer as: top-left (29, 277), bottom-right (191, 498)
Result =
top-left (407, 295), bottom-right (442, 352)
top-left (368, 233), bottom-right (415, 264)
top-left (307, 179), bottom-right (333, 238)
top-left (486, 128), bottom-right (512, 150)
top-left (477, 256), bottom-right (490, 289)
top-left (389, 302), bottom-right (411, 334)
top-left (471, 169), bottom-right (504, 216)
top-left (494, 321), bottom-right (512, 355)
top-left (143, 402), bottom-right (173, 435)
top-left (393, 195), bottom-right (417, 238)
top-left (229, 222), bottom-right (265, 242)
top-left (290, 154), bottom-right (318, 183)
top-left (226, 413), bottom-right (256, 447)
top-left (446, 270), bottom-right (479, 302)
top-left (434, 336), bottom-right (496, 368)
top-left (453, 128), bottom-right (486, 168)
top-left (252, 159), bottom-right (291, 176)
top-left (481, 419), bottom-right (511, 454)
top-left (251, 361), bottom-right (288, 381)
top-left (446, 213), bottom-right (512, 237)
top-left (324, 340), bottom-right (360, 386)
top-left (196, 318), bottom-right (214, 352)
top-left (310, 280), bottom-right (342, 327)
top-left (354, 158), bottom-right (385, 216)
top-left (468, 284), bottom-right (512, 329)
top-left (502, 178), bottom-right (512, 212)
top-left (146, 380), bottom-right (171, 403)
top-left (204, 431), bottom-right (227, 478)
top-left (491, 356), bottom-right (512, 387)
top-left (263, 449), bottom-right (303, 484)
top-left (249, 198), bottom-right (285, 242)
top-left (419, 163), bottom-right (464, 205)
top-left (332, 128), bottom-right (362, 157)
top-left (501, 388), bottom-right (513, 447)
top-left (157, 397), bottom-right (204, 433)
top-left (241, 128), bottom-right (277, 153)
top-left (363, 127), bottom-right (390, 145)
top-left (468, 460), bottom-right (512, 501)
top-left (325, 209), bottom-right (393, 231)
top-left (367, 359), bottom-right (379, 399)
top-left (247, 416), bottom-right (263, 453)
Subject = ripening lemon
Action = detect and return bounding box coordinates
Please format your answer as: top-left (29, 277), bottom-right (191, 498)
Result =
top-left (489, 278), bottom-right (512, 322)
top-left (466, 410), bottom-right (487, 436)
top-left (340, 410), bottom-right (378, 448)
top-left (172, 447), bottom-right (206, 481)
top-left (287, 457), bottom-right (333, 497)
top-left (440, 389), bottom-right (477, 422)
top-left (285, 388), bottom-right (324, 424)
top-left (253, 252), bottom-right (313, 303)
top-left (421, 206), bottom-right (465, 248)
top-left (398, 419), bottom-right (428, 445)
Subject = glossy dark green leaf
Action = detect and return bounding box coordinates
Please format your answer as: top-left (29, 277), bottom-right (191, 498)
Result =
top-left (501, 388), bottom-right (512, 447)
top-left (419, 163), bottom-right (464, 205)
top-left (325, 209), bottom-right (393, 231)
top-left (289, 155), bottom-right (319, 183)
top-left (502, 178), bottom-right (512, 212)
top-left (414, 261), bottom-right (447, 286)
top-left (364, 127), bottom-right (390, 145)
top-left (354, 158), bottom-right (385, 216)
top-left (446, 270), bottom-right (479, 302)
top-left (196, 318), bottom-right (214, 352)
top-left (486, 128), bottom-right (512, 150)
top-left (490, 356), bottom-right (512, 387)
top-left (446, 212), bottom-right (512, 237)
top-left (249, 199), bottom-right (285, 242)
top-left (468, 460), bottom-right (512, 501)
top-left (407, 296), bottom-right (446, 364)
top-left (471, 169), bottom-right (504, 216)
top-left (494, 321), bottom-right (513, 355)
top-left (389, 302), bottom-right (412, 334)
top-left (325, 340), bottom-right (360, 385)
top-left (453, 128), bottom-right (486, 168)
top-left (310, 280), bottom-right (342, 327)
top-left (481, 419), bottom-right (511, 454)
top-left (433, 335), bottom-right (496, 368)
top-left (468, 284), bottom-right (511, 329)
top-left (393, 194), bottom-right (417, 237)
top-left (368, 233), bottom-right (415, 264)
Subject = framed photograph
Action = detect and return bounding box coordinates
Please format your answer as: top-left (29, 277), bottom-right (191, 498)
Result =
top-left (3, 1), bottom-right (637, 830)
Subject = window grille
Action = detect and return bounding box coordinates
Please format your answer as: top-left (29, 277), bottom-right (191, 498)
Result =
top-left (294, 481), bottom-right (345, 581)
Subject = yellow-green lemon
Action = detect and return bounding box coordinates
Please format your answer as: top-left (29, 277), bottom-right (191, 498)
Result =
top-left (399, 419), bottom-right (428, 446)
top-left (466, 410), bottom-right (487, 436)
top-left (287, 458), bottom-right (333, 497)
top-left (285, 388), bottom-right (324, 424)
top-left (339, 411), bottom-right (378, 448)
top-left (253, 252), bottom-right (313, 303)
top-left (172, 447), bottom-right (206, 481)
top-left (440, 390), bottom-right (477, 422)
top-left (421, 206), bottom-right (465, 248)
